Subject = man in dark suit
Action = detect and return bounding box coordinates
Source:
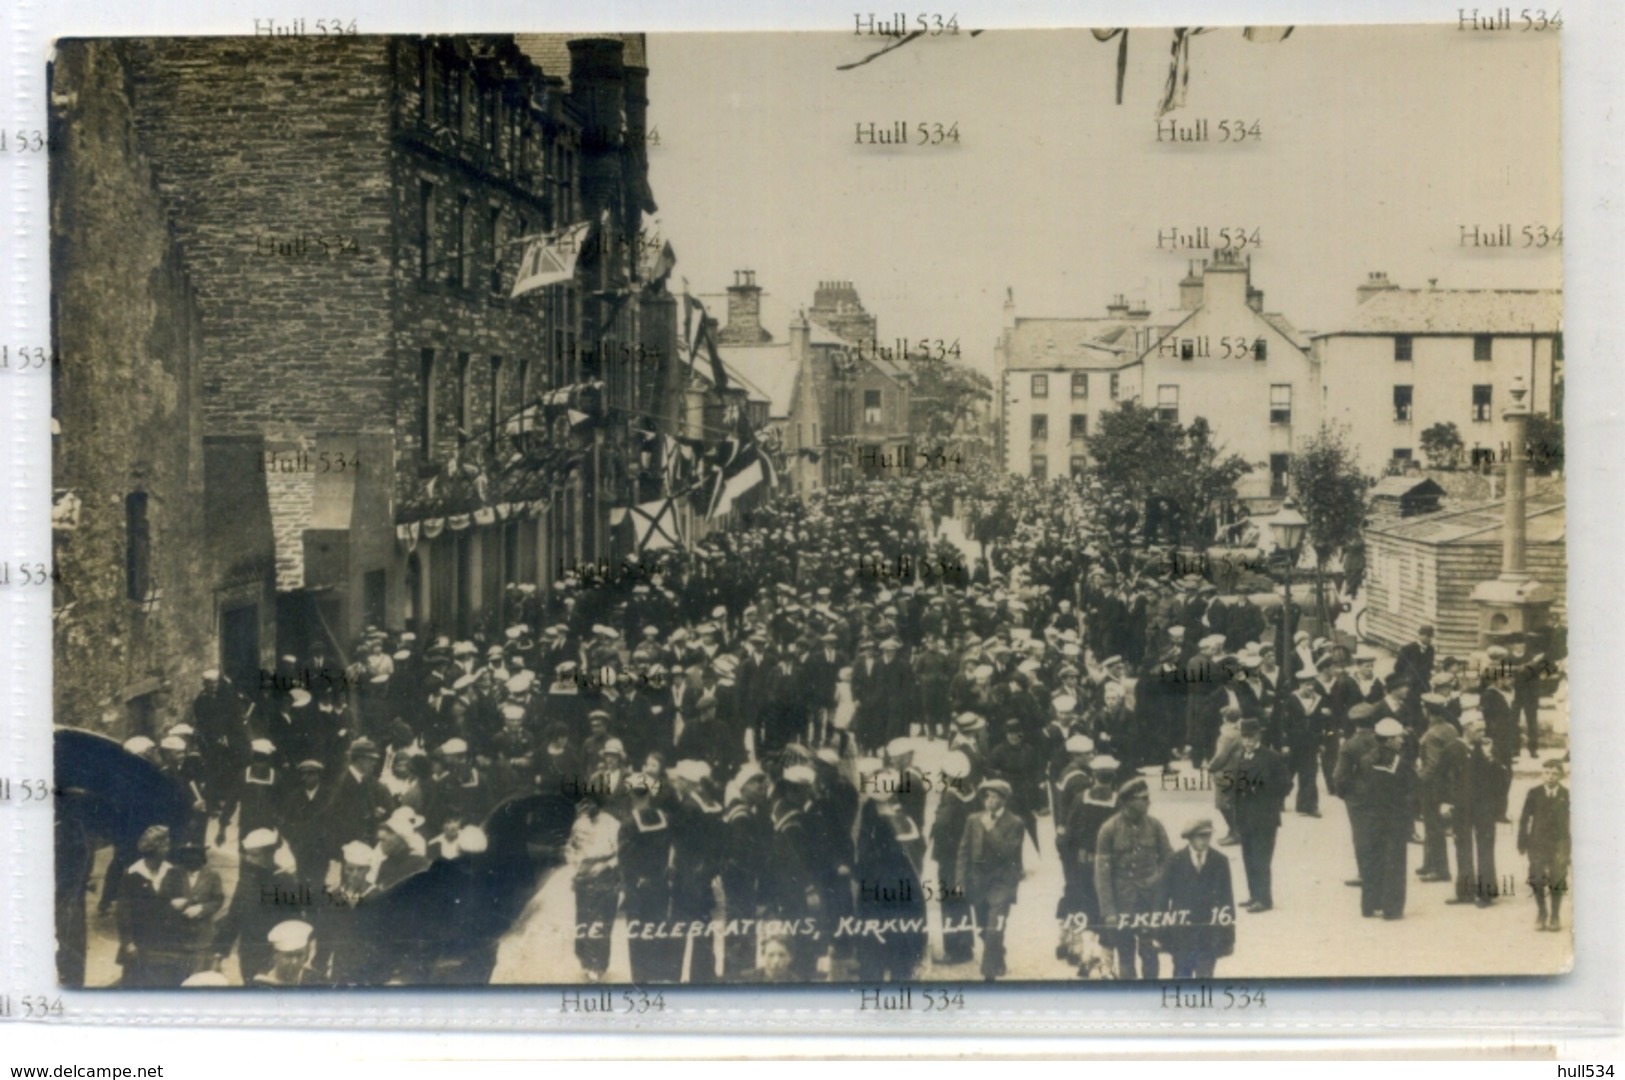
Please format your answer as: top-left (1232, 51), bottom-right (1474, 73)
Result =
top-left (322, 738), bottom-right (392, 862)
top-left (1393, 625), bottom-right (1437, 701)
top-left (1518, 758), bottom-right (1571, 931)
top-left (1158, 818), bottom-right (1236, 978)
top-left (1443, 716), bottom-right (1510, 908)
top-left (956, 779), bottom-right (1026, 981)
top-left (1509, 639), bottom-right (1546, 759)
top-left (1479, 661), bottom-right (1520, 814)
top-left (1225, 717), bottom-right (1291, 912)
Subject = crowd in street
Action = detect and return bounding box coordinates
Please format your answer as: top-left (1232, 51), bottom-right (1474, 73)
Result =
top-left (84, 468), bottom-right (1571, 987)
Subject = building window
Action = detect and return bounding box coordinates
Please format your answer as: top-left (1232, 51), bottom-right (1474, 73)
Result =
top-left (488, 207), bottom-right (504, 295)
top-left (1394, 335), bottom-right (1413, 362)
top-left (1110, 373), bottom-right (1121, 400)
top-left (1254, 337), bottom-right (1268, 361)
top-left (1269, 454), bottom-right (1290, 498)
top-left (489, 356), bottom-right (503, 448)
top-left (1031, 373), bottom-right (1048, 398)
top-left (1472, 383), bottom-right (1493, 422)
top-left (1030, 456), bottom-right (1048, 481)
top-left (419, 44), bottom-right (438, 124)
top-left (863, 389), bottom-right (882, 426)
top-left (453, 194), bottom-right (472, 288)
top-left (443, 61), bottom-right (460, 129)
top-left (1474, 335), bottom-right (1493, 361)
top-left (460, 69), bottom-right (477, 140)
top-left (125, 492), bottom-right (151, 601)
top-left (1554, 333), bottom-right (1563, 361)
top-left (457, 352), bottom-right (472, 438)
top-left (1070, 413), bottom-right (1088, 440)
top-left (1471, 447), bottom-right (1496, 468)
top-left (418, 181), bottom-right (435, 282)
top-left (1156, 385), bottom-right (1179, 423)
top-left (1180, 339), bottom-right (1195, 361)
top-left (1270, 384), bottom-right (1292, 425)
top-left (1030, 414), bottom-right (1048, 441)
top-left (1393, 384), bottom-right (1413, 421)
top-left (1071, 372), bottom-right (1088, 399)
top-left (1070, 455), bottom-right (1088, 479)
top-left (1392, 448), bottom-right (1413, 464)
top-left (419, 348), bottom-right (437, 455)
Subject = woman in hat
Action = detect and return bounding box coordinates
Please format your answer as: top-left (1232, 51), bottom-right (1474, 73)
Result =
top-left (116, 825), bottom-right (191, 987)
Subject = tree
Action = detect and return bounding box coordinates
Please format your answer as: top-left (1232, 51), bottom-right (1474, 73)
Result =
top-left (1084, 400), bottom-right (1252, 553)
top-left (907, 357), bottom-right (992, 440)
top-left (1527, 410), bottom-right (1563, 477)
top-left (1419, 421), bottom-right (1464, 470)
top-left (1287, 425), bottom-right (1373, 631)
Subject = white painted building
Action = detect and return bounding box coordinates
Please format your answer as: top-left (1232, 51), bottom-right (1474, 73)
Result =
top-left (1312, 277), bottom-right (1562, 478)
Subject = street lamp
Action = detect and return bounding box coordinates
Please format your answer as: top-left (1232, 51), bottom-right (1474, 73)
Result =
top-left (1267, 498), bottom-right (1310, 730)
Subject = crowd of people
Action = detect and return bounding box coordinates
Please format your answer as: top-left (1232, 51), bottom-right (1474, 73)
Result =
top-left (83, 467), bottom-right (1571, 986)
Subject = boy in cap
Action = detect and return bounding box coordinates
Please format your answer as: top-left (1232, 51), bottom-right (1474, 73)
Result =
top-left (1518, 758), bottom-right (1571, 931)
top-left (1160, 819), bottom-right (1235, 978)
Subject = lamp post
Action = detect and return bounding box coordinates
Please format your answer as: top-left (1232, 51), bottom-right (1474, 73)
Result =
top-left (1268, 499), bottom-right (1309, 723)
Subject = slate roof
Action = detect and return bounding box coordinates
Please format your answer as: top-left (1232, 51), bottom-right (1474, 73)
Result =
top-left (1313, 289), bottom-right (1562, 337)
top-left (1003, 318), bottom-right (1135, 370)
top-left (716, 344), bottom-right (797, 416)
top-left (1366, 496), bottom-right (1564, 545)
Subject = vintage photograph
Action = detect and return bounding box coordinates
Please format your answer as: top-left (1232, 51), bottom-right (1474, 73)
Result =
top-left (48, 24), bottom-right (1566, 988)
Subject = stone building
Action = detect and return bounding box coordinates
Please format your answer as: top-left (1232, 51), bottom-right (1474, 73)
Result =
top-left (51, 41), bottom-right (277, 734)
top-left (84, 33), bottom-right (676, 656)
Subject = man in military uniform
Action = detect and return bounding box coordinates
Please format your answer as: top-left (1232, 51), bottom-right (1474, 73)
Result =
top-left (1094, 777), bottom-right (1172, 979)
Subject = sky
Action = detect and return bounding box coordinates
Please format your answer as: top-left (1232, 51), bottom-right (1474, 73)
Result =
top-left (640, 25), bottom-right (1561, 376)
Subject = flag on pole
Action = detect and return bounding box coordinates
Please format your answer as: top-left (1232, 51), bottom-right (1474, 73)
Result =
top-left (642, 239), bottom-right (677, 287)
top-left (681, 290), bottom-right (708, 377)
top-left (511, 220), bottom-right (592, 298)
top-left (631, 498), bottom-right (684, 551)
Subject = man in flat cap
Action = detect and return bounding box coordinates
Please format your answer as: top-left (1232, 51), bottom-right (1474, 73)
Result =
top-left (1227, 717), bottom-right (1290, 913)
top-left (1159, 818), bottom-right (1236, 978)
top-left (280, 758), bottom-right (334, 889)
top-left (1095, 777), bottom-right (1172, 979)
top-left (191, 668), bottom-right (251, 847)
top-left (1394, 625), bottom-right (1436, 702)
top-left (325, 737), bottom-right (391, 860)
top-left (957, 778), bottom-right (1026, 981)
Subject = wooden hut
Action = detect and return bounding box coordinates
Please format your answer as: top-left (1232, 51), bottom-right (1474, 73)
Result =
top-left (1362, 496), bottom-right (1565, 657)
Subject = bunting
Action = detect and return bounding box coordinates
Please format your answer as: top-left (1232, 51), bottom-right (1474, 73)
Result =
top-left (631, 497), bottom-right (684, 551)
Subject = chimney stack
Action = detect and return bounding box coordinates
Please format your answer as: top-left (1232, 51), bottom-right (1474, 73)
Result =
top-left (1179, 260), bottom-right (1206, 310)
top-left (719, 269), bottom-right (772, 344)
top-left (1357, 271), bottom-right (1399, 305)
